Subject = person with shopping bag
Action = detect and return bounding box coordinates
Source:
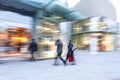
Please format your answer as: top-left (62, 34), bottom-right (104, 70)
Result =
top-left (65, 39), bottom-right (76, 65)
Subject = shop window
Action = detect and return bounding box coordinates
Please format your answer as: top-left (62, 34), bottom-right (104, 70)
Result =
top-left (73, 17), bottom-right (116, 33)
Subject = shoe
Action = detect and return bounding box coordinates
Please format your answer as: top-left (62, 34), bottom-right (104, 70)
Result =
top-left (53, 63), bottom-right (59, 66)
top-left (71, 62), bottom-right (76, 65)
top-left (64, 61), bottom-right (66, 66)
top-left (29, 58), bottom-right (35, 61)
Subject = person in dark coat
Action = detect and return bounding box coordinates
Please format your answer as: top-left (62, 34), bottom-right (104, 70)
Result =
top-left (54, 39), bottom-right (66, 65)
top-left (65, 39), bottom-right (76, 65)
top-left (28, 39), bottom-right (38, 61)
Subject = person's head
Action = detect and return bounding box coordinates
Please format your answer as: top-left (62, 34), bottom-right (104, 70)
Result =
top-left (69, 39), bottom-right (72, 42)
top-left (32, 39), bottom-right (35, 42)
top-left (55, 39), bottom-right (61, 44)
top-left (56, 39), bottom-right (60, 42)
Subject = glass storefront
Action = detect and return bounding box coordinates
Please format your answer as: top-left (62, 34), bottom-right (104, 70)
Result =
top-left (0, 25), bottom-right (32, 53)
top-left (37, 20), bottom-right (61, 59)
top-left (72, 17), bottom-right (116, 51)
top-left (36, 20), bottom-right (71, 59)
top-left (72, 33), bottom-right (114, 51)
top-left (0, 10), bottom-right (33, 54)
top-left (73, 17), bottom-right (116, 33)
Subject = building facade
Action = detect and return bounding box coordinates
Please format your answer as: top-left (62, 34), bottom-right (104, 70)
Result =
top-left (72, 17), bottom-right (117, 51)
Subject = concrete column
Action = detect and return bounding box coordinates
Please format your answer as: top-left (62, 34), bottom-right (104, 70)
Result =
top-left (32, 10), bottom-right (42, 59)
top-left (32, 10), bottom-right (42, 42)
top-left (59, 21), bottom-right (73, 54)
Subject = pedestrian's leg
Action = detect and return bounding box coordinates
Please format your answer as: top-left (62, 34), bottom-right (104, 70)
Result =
top-left (65, 54), bottom-right (69, 62)
top-left (59, 55), bottom-right (66, 65)
top-left (31, 52), bottom-right (35, 61)
top-left (54, 54), bottom-right (59, 65)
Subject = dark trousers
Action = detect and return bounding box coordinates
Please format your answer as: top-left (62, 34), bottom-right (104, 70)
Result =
top-left (54, 54), bottom-right (65, 65)
top-left (65, 54), bottom-right (69, 62)
top-left (30, 51), bottom-right (36, 61)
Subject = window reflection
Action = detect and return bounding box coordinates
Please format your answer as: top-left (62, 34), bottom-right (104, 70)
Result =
top-left (72, 17), bottom-right (116, 51)
top-left (73, 17), bottom-right (116, 33)
top-left (37, 20), bottom-right (60, 59)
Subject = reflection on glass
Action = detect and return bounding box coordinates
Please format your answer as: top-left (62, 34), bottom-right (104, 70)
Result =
top-left (73, 33), bottom-right (90, 50)
top-left (0, 27), bottom-right (32, 54)
top-left (73, 17), bottom-right (116, 33)
top-left (73, 24), bottom-right (82, 33)
top-left (37, 20), bottom-right (60, 59)
top-left (72, 17), bottom-right (116, 51)
top-left (73, 33), bottom-right (114, 51)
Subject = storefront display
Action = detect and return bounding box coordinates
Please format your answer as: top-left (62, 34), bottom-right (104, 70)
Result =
top-left (0, 26), bottom-right (32, 54)
top-left (72, 17), bottom-right (116, 51)
top-left (37, 20), bottom-right (61, 59)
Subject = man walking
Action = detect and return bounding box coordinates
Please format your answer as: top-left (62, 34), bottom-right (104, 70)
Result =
top-left (28, 39), bottom-right (38, 61)
top-left (54, 39), bottom-right (66, 65)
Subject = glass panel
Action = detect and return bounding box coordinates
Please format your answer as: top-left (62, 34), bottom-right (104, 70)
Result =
top-left (73, 33), bottom-right (90, 50)
top-left (37, 20), bottom-right (60, 59)
top-left (98, 22), bottom-right (108, 30)
top-left (73, 17), bottom-right (116, 33)
top-left (101, 33), bottom-right (114, 51)
top-left (73, 23), bottom-right (82, 33)
top-left (82, 24), bottom-right (90, 31)
top-left (72, 33), bottom-right (114, 51)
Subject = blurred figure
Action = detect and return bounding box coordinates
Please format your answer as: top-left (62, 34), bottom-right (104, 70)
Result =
top-left (28, 39), bottom-right (38, 61)
top-left (54, 39), bottom-right (66, 65)
top-left (65, 39), bottom-right (76, 65)
top-left (16, 43), bottom-right (22, 53)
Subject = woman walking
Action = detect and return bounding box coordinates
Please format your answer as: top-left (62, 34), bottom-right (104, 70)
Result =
top-left (65, 40), bottom-right (76, 65)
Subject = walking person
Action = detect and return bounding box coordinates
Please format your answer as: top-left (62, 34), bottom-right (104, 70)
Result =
top-left (65, 39), bottom-right (76, 65)
top-left (54, 39), bottom-right (66, 65)
top-left (28, 39), bottom-right (38, 61)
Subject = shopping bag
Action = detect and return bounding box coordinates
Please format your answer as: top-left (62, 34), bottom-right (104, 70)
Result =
top-left (72, 46), bottom-right (77, 51)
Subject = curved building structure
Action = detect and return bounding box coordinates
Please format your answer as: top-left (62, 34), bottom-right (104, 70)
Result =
top-left (74, 0), bottom-right (117, 21)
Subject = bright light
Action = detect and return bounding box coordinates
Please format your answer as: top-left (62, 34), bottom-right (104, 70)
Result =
top-left (67, 0), bottom-right (81, 8)
top-left (59, 0), bottom-right (81, 8)
top-left (59, 0), bottom-right (66, 3)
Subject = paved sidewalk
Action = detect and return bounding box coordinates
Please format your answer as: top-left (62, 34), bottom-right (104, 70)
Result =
top-left (0, 50), bottom-right (120, 80)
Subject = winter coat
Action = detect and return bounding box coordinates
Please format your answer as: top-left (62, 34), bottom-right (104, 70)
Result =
top-left (28, 41), bottom-right (38, 52)
top-left (55, 40), bottom-right (63, 54)
top-left (67, 42), bottom-right (73, 56)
